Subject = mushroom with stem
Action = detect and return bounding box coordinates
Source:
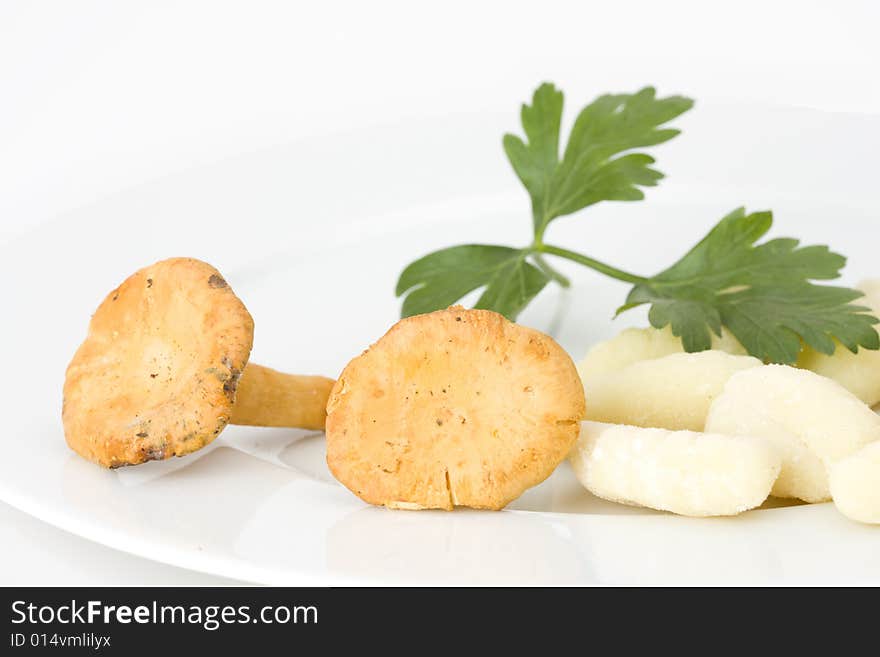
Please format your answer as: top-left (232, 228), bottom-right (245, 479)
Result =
top-left (63, 257), bottom-right (335, 468)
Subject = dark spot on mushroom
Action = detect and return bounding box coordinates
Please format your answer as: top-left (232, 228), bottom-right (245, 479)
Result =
top-left (204, 367), bottom-right (229, 382)
top-left (436, 419), bottom-right (443, 426)
top-left (222, 362), bottom-right (242, 402)
top-left (143, 446), bottom-right (166, 461)
top-left (146, 278), bottom-right (153, 288)
top-left (112, 293), bottom-right (119, 301)
top-left (135, 431), bottom-right (148, 438)
top-left (460, 418), bottom-right (467, 424)
top-left (455, 316), bottom-right (461, 321)
top-left (150, 373), bottom-right (158, 378)
top-left (379, 459), bottom-right (401, 474)
top-left (208, 274), bottom-right (227, 288)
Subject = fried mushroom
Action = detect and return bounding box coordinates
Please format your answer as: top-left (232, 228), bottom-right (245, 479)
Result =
top-left (63, 257), bottom-right (334, 467)
top-left (325, 307), bottom-right (586, 510)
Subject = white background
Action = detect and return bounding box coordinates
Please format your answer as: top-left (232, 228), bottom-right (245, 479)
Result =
top-left (2, 0), bottom-right (879, 584)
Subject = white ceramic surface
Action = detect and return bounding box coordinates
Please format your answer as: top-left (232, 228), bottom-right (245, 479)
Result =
top-left (0, 501), bottom-right (242, 586)
top-left (2, 104), bottom-right (880, 585)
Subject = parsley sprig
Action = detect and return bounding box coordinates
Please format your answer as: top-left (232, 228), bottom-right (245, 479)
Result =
top-left (395, 83), bottom-right (879, 364)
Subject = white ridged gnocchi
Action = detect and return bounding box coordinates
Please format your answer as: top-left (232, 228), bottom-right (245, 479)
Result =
top-left (578, 287), bottom-right (880, 407)
top-left (706, 365), bottom-right (880, 502)
top-left (797, 280), bottom-right (880, 407)
top-left (830, 441), bottom-right (880, 524)
top-left (583, 350), bottom-right (761, 431)
top-left (569, 421), bottom-right (781, 517)
top-left (577, 325), bottom-right (745, 382)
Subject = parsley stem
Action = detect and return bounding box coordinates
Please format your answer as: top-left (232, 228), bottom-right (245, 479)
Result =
top-left (533, 254), bottom-right (571, 288)
top-left (539, 244), bottom-right (648, 285)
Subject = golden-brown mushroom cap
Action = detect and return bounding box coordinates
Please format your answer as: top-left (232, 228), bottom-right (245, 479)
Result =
top-left (63, 258), bottom-right (254, 467)
top-left (325, 307), bottom-right (586, 510)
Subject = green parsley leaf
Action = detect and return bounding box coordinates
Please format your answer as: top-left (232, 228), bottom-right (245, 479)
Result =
top-left (620, 207), bottom-right (880, 363)
top-left (502, 84), bottom-right (563, 232)
top-left (394, 83), bottom-right (878, 364)
top-left (396, 245), bottom-right (549, 320)
top-left (503, 84), bottom-right (693, 234)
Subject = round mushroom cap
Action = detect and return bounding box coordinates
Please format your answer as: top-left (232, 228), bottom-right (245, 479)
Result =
top-left (63, 258), bottom-right (254, 467)
top-left (325, 307), bottom-right (586, 510)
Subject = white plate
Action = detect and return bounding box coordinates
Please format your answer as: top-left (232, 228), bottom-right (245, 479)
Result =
top-left (3, 104), bottom-right (880, 585)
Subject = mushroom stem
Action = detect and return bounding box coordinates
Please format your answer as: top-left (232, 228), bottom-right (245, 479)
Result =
top-left (230, 363), bottom-right (335, 430)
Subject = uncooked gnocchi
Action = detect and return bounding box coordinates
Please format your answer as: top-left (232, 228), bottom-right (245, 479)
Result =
top-left (706, 365), bottom-right (880, 502)
top-left (797, 280), bottom-right (880, 407)
top-left (829, 441), bottom-right (880, 524)
top-left (583, 350), bottom-right (761, 431)
top-left (569, 421), bottom-right (781, 517)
